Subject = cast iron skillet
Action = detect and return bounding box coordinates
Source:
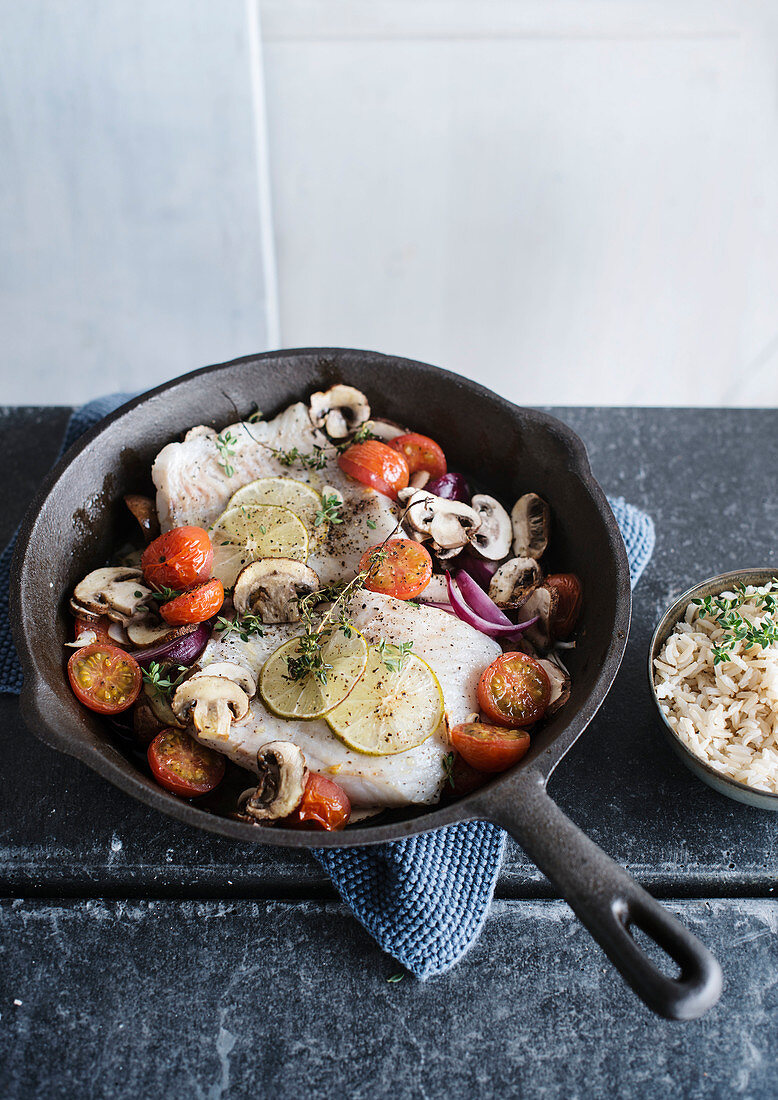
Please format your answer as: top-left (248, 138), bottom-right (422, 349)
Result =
top-left (11, 348), bottom-right (722, 1019)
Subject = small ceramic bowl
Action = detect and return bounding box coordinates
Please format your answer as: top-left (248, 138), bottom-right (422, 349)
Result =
top-left (648, 567), bottom-right (778, 810)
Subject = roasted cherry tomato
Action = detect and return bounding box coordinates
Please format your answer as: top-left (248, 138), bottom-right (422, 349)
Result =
top-left (282, 773), bottom-right (351, 831)
top-left (141, 526), bottom-right (213, 589)
top-left (338, 440), bottom-right (409, 499)
top-left (544, 573), bottom-right (583, 640)
top-left (388, 432), bottom-right (447, 480)
top-left (74, 615), bottom-right (114, 643)
top-left (359, 539), bottom-right (433, 600)
top-left (159, 578), bottom-right (224, 626)
top-left (147, 727), bottom-right (226, 797)
top-left (451, 721), bottom-right (531, 773)
top-left (477, 652), bottom-right (551, 728)
top-left (67, 642), bottom-right (142, 715)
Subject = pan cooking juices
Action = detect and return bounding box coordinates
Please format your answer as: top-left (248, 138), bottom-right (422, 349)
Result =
top-left (62, 383), bottom-right (582, 828)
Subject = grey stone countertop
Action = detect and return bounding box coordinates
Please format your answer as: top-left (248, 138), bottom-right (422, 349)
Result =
top-left (1, 406), bottom-right (777, 1099)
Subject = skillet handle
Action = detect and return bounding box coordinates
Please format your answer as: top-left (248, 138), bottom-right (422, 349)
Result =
top-left (486, 768), bottom-right (723, 1020)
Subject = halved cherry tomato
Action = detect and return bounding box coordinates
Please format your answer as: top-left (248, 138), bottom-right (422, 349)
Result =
top-left (451, 721), bottom-right (531, 773)
top-left (282, 773), bottom-right (351, 831)
top-left (544, 573), bottom-right (583, 640)
top-left (147, 727), bottom-right (226, 797)
top-left (67, 642), bottom-right (142, 715)
top-left (338, 440), bottom-right (409, 499)
top-left (388, 432), bottom-right (447, 480)
top-left (159, 578), bottom-right (224, 626)
top-left (359, 539), bottom-right (433, 600)
top-left (477, 652), bottom-right (551, 728)
top-left (141, 526), bottom-right (213, 589)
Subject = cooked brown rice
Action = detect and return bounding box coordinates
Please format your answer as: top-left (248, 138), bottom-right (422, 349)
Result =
top-left (653, 583), bottom-right (778, 792)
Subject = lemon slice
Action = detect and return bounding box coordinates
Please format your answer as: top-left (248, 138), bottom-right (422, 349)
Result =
top-left (259, 626), bottom-right (368, 720)
top-left (227, 477), bottom-right (326, 542)
top-left (326, 644), bottom-right (444, 755)
top-left (210, 504), bottom-right (308, 587)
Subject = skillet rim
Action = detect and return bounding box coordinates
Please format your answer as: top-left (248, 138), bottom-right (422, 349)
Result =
top-left (11, 347), bottom-right (632, 848)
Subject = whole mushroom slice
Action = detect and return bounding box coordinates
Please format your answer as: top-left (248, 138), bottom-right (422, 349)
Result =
top-left (189, 661), bottom-right (257, 699)
top-left (520, 583), bottom-right (560, 652)
top-left (363, 417), bottom-right (406, 442)
top-left (238, 742), bottom-right (308, 823)
top-left (537, 655), bottom-right (571, 716)
top-left (470, 495), bottom-right (512, 561)
top-left (73, 567), bottom-right (152, 624)
top-left (399, 489), bottom-right (481, 557)
top-left (233, 559), bottom-right (320, 623)
top-left (172, 675), bottom-right (250, 745)
top-left (489, 557), bottom-right (542, 608)
top-left (511, 494), bottom-right (550, 560)
top-left (123, 494), bottom-right (160, 543)
top-left (126, 615), bottom-right (196, 649)
top-left (309, 384), bottom-right (370, 440)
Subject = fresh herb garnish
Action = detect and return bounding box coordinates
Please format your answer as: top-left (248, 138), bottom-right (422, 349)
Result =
top-left (386, 973), bottom-right (404, 984)
top-left (442, 752), bottom-right (456, 789)
top-left (215, 429), bottom-right (238, 478)
top-left (366, 518), bottom-right (378, 530)
top-left (142, 662), bottom-right (189, 700)
top-left (315, 493), bottom-right (344, 527)
top-left (247, 404), bottom-right (263, 424)
top-left (692, 582), bottom-right (778, 664)
top-left (215, 613), bottom-right (265, 643)
top-left (276, 444), bottom-right (330, 472)
top-left (150, 585), bottom-right (182, 603)
top-left (376, 638), bottom-right (414, 673)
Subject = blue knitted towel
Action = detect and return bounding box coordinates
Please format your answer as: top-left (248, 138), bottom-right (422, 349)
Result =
top-left (0, 397), bottom-right (654, 979)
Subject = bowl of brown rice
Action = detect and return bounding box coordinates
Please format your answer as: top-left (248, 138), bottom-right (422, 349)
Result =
top-left (649, 568), bottom-right (778, 809)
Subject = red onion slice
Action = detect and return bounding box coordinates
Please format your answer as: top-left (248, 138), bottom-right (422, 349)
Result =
top-left (453, 569), bottom-right (514, 626)
top-left (426, 472), bottom-right (470, 503)
top-left (458, 552), bottom-right (500, 589)
top-left (130, 622), bottom-right (211, 669)
top-left (445, 573), bottom-right (537, 639)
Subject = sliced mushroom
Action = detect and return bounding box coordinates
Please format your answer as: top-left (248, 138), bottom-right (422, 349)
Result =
top-left (410, 470), bottom-right (430, 490)
top-left (232, 559), bottom-right (320, 623)
top-left (309, 384), bottom-right (370, 439)
top-left (238, 742), bottom-right (308, 822)
top-left (362, 417), bottom-right (406, 442)
top-left (470, 495), bottom-right (512, 561)
top-left (125, 615), bottom-right (196, 649)
top-left (133, 700), bottom-right (165, 743)
top-left (189, 661), bottom-right (257, 699)
top-left (72, 567), bottom-right (152, 624)
top-left (172, 675), bottom-right (250, 744)
top-left (521, 584), bottom-right (560, 652)
top-left (511, 494), bottom-right (550, 560)
top-left (143, 681), bottom-right (185, 729)
top-left (123, 494), bottom-right (160, 543)
top-left (400, 489), bottom-right (481, 557)
top-left (489, 557), bottom-right (542, 608)
top-left (537, 655), bottom-right (571, 716)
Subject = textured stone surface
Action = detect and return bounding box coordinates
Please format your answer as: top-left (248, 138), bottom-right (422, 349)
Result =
top-left (2, 407), bottom-right (778, 895)
top-left (1, 898), bottom-right (777, 1100)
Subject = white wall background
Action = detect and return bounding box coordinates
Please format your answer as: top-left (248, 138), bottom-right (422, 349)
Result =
top-left (1, 0), bottom-right (777, 406)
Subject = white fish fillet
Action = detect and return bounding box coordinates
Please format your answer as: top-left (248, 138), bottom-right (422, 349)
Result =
top-left (151, 402), bottom-right (401, 584)
top-left (197, 593), bottom-right (501, 808)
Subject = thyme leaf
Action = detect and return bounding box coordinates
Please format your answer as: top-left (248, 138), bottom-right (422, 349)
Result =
top-left (216, 429), bottom-right (238, 478)
top-left (314, 493), bottom-right (344, 527)
top-left (215, 613), bottom-right (265, 643)
top-left (142, 661), bottom-right (189, 700)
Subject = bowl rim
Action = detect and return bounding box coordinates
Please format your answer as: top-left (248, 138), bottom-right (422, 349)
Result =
top-left (648, 566), bottom-right (778, 804)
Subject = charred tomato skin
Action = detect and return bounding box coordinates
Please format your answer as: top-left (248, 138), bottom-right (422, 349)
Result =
top-left (159, 578), bottom-right (225, 626)
top-left (359, 539), bottom-right (433, 600)
top-left (388, 432), bottom-right (447, 480)
top-left (338, 441), bottom-right (410, 499)
top-left (141, 526), bottom-right (214, 589)
top-left (544, 573), bottom-right (583, 639)
top-left (147, 727), bottom-right (226, 797)
top-left (67, 642), bottom-right (142, 715)
top-left (282, 773), bottom-right (351, 830)
top-left (477, 652), bottom-right (551, 728)
top-left (450, 721), bottom-right (531, 773)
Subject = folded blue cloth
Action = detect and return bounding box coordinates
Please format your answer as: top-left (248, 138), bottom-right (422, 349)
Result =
top-left (0, 396), bottom-right (654, 979)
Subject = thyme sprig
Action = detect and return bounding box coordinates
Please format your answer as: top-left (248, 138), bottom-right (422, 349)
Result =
top-left (376, 638), bottom-right (414, 673)
top-left (150, 585), bottom-right (182, 603)
top-left (315, 493), bottom-right (344, 527)
top-left (692, 581), bottom-right (778, 664)
top-left (142, 661), bottom-right (189, 700)
top-left (442, 751), bottom-right (456, 789)
top-left (215, 429), bottom-right (238, 478)
top-left (215, 612), bottom-right (265, 643)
